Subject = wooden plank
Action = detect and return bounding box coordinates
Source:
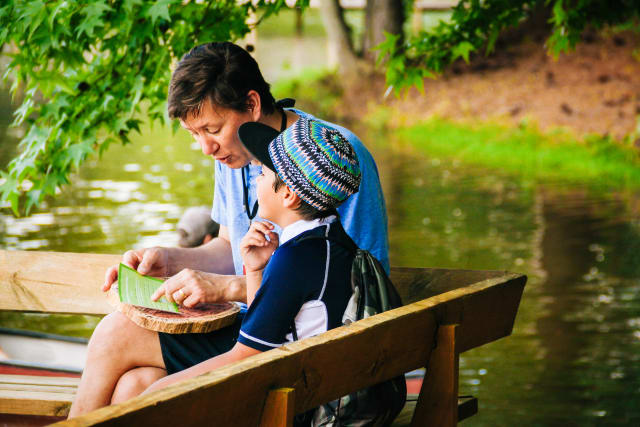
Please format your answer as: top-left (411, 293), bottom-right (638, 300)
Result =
top-left (54, 273), bottom-right (525, 427)
top-left (0, 248), bottom-right (510, 316)
top-left (0, 375), bottom-right (80, 386)
top-left (389, 267), bottom-right (510, 304)
top-left (0, 389), bottom-right (74, 416)
top-left (411, 325), bottom-right (458, 426)
top-left (391, 396), bottom-right (478, 426)
top-left (0, 250), bottom-right (120, 315)
top-left (0, 375), bottom-right (80, 387)
top-left (0, 383), bottom-right (78, 394)
top-left (0, 248), bottom-right (518, 318)
top-left (0, 375), bottom-right (79, 416)
top-left (457, 396), bottom-right (478, 422)
top-left (259, 388), bottom-right (295, 427)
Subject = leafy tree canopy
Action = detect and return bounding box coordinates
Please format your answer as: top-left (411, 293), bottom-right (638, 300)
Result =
top-left (0, 0), bottom-right (306, 215)
top-left (379, 0), bottom-right (640, 93)
top-left (1, 0), bottom-right (638, 215)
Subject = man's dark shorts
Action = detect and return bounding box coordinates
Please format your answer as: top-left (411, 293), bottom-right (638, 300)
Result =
top-left (158, 315), bottom-right (243, 375)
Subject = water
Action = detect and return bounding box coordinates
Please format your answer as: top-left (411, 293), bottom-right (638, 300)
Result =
top-left (2, 76), bottom-right (640, 427)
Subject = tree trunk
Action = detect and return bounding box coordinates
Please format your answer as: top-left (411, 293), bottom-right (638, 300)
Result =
top-left (318, 0), bottom-right (363, 79)
top-left (362, 0), bottom-right (404, 62)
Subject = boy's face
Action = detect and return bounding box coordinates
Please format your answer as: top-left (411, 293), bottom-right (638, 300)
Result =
top-left (256, 164), bottom-right (282, 223)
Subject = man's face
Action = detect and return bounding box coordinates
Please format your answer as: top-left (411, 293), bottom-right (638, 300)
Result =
top-left (180, 99), bottom-right (254, 169)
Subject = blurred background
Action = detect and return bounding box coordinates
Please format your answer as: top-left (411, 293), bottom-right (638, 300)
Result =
top-left (1, 1), bottom-right (639, 425)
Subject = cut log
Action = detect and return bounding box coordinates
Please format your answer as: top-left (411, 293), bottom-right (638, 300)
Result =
top-left (107, 288), bottom-right (240, 334)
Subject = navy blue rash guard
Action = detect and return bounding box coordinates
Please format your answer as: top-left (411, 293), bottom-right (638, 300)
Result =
top-left (238, 217), bottom-right (355, 352)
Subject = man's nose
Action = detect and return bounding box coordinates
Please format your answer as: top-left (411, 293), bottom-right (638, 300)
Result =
top-left (198, 136), bottom-right (218, 156)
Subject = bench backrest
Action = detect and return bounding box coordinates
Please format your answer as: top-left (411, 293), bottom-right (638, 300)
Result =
top-left (0, 251), bottom-right (526, 426)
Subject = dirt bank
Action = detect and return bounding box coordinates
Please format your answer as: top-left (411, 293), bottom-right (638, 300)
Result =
top-left (343, 31), bottom-right (640, 143)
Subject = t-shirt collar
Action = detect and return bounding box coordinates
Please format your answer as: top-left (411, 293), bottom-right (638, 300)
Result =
top-left (279, 215), bottom-right (337, 246)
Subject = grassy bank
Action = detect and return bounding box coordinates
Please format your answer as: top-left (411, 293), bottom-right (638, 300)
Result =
top-left (395, 118), bottom-right (640, 190)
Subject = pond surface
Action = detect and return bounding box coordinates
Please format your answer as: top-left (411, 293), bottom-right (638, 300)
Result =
top-left (1, 83), bottom-right (640, 426)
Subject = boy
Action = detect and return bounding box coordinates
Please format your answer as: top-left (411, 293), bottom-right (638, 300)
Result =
top-left (140, 117), bottom-right (360, 404)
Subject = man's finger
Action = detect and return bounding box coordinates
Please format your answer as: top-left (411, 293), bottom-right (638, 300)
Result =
top-left (182, 294), bottom-right (199, 308)
top-left (122, 250), bottom-right (141, 269)
top-left (102, 265), bottom-right (118, 292)
top-left (151, 284), bottom-right (166, 301)
top-left (137, 251), bottom-right (156, 275)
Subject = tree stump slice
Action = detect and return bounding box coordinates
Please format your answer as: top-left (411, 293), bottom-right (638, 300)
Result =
top-left (107, 287), bottom-right (240, 334)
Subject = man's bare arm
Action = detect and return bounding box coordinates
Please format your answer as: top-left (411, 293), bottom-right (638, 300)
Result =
top-left (166, 225), bottom-right (235, 275)
top-left (103, 225), bottom-right (248, 303)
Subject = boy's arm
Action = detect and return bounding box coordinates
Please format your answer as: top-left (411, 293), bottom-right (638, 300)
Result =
top-left (143, 343), bottom-right (261, 394)
top-left (245, 271), bottom-right (262, 307)
top-left (239, 221), bottom-right (279, 306)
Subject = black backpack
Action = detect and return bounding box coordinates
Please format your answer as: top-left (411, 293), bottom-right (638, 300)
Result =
top-left (292, 234), bottom-right (406, 426)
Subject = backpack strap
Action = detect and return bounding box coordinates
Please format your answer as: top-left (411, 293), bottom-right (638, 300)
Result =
top-left (294, 229), bottom-right (358, 255)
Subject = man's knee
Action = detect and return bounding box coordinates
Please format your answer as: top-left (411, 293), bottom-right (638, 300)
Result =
top-left (111, 367), bottom-right (166, 404)
top-left (88, 312), bottom-right (139, 356)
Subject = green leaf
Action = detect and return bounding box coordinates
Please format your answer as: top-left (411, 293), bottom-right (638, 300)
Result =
top-left (67, 139), bottom-right (95, 169)
top-left (76, 0), bottom-right (111, 39)
top-left (147, 0), bottom-right (172, 24)
top-left (25, 188), bottom-right (43, 216)
top-left (20, 0), bottom-right (46, 40)
top-left (451, 41), bottom-right (475, 63)
top-left (551, 0), bottom-right (567, 26)
top-left (123, 0), bottom-right (144, 14)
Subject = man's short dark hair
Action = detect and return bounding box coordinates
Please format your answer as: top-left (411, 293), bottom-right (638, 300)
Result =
top-left (272, 172), bottom-right (336, 220)
top-left (168, 42), bottom-right (276, 120)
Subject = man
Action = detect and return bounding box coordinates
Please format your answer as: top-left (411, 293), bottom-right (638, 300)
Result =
top-left (68, 41), bottom-right (388, 417)
top-left (176, 206), bottom-right (220, 248)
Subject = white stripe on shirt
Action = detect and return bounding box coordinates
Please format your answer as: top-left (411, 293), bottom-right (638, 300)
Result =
top-left (239, 330), bottom-right (283, 348)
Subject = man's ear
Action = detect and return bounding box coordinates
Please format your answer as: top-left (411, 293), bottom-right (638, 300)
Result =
top-left (281, 186), bottom-right (300, 210)
top-left (246, 90), bottom-right (262, 122)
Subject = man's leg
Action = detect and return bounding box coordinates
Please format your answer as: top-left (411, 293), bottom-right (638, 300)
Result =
top-left (111, 367), bottom-right (167, 404)
top-left (68, 312), bottom-right (165, 418)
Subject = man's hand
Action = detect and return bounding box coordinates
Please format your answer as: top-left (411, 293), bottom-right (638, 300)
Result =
top-left (102, 247), bottom-right (170, 292)
top-left (150, 269), bottom-right (230, 307)
top-left (239, 221), bottom-right (279, 273)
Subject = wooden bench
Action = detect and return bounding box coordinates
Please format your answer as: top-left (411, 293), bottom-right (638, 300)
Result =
top-left (0, 250), bottom-right (526, 426)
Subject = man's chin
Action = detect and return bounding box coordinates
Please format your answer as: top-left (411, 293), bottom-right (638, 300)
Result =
top-left (228, 159), bottom-right (252, 169)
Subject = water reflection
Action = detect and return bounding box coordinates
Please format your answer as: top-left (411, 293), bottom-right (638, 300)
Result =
top-left (359, 124), bottom-right (640, 425)
top-left (1, 101), bottom-right (640, 424)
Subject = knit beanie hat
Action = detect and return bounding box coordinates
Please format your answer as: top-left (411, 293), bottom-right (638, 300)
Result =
top-left (238, 117), bottom-right (361, 211)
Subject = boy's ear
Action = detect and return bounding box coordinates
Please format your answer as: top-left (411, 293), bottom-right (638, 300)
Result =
top-left (281, 186), bottom-right (300, 210)
top-left (246, 90), bottom-right (262, 122)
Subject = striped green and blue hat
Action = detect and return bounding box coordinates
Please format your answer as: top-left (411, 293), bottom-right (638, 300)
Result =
top-left (238, 117), bottom-right (361, 211)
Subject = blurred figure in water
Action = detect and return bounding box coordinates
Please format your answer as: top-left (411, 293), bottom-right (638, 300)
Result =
top-left (176, 206), bottom-right (220, 248)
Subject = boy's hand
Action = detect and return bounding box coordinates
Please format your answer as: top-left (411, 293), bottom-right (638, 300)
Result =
top-left (240, 221), bottom-right (279, 273)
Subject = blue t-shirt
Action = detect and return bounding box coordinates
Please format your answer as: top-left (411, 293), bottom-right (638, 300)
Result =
top-left (238, 217), bottom-right (355, 351)
top-left (211, 109), bottom-right (389, 274)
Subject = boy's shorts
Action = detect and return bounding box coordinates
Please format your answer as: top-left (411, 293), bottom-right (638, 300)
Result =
top-left (158, 315), bottom-right (243, 374)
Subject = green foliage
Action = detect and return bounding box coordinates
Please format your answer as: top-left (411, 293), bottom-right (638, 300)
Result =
top-left (0, 0), bottom-right (308, 215)
top-left (378, 0), bottom-right (640, 93)
top-left (271, 68), bottom-right (343, 122)
top-left (398, 117), bottom-right (640, 191)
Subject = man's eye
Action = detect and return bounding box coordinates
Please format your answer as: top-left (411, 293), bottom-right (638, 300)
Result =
top-left (205, 128), bottom-right (218, 134)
